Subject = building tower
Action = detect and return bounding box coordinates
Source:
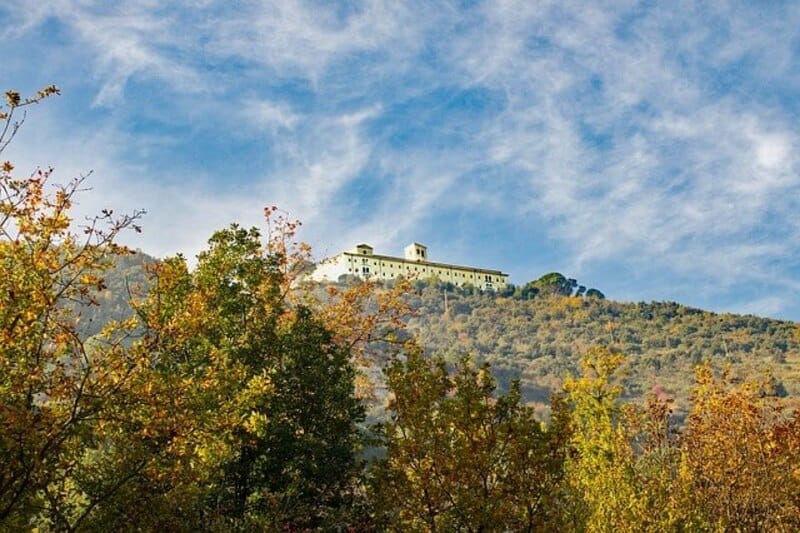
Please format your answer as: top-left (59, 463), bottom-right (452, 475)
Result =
top-left (404, 242), bottom-right (428, 262)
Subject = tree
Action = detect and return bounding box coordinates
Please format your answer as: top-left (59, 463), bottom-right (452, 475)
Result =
top-left (532, 272), bottom-right (577, 297)
top-left (584, 288), bottom-right (605, 299)
top-left (562, 347), bottom-right (678, 532)
top-left (516, 281), bottom-right (540, 300)
top-left (371, 349), bottom-right (565, 531)
top-left (0, 86), bottom-right (147, 528)
top-left (226, 307), bottom-right (366, 529)
top-left (676, 365), bottom-right (800, 530)
top-left (0, 86), bottom-right (379, 529)
top-left (114, 223), bottom-right (370, 530)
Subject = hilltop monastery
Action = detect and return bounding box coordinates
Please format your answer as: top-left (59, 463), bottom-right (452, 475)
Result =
top-left (311, 243), bottom-right (509, 291)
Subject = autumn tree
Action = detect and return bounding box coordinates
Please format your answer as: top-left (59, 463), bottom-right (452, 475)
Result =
top-left (29, 217), bottom-right (390, 530)
top-left (676, 365), bottom-right (800, 530)
top-left (0, 86), bottom-right (382, 530)
top-left (79, 222), bottom-right (368, 530)
top-left (371, 348), bottom-right (565, 531)
top-left (0, 86), bottom-right (147, 528)
top-left (562, 347), bottom-right (679, 532)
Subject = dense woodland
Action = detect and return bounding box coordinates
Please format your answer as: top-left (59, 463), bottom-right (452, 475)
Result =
top-left (402, 279), bottom-right (800, 416)
top-left (3, 88), bottom-right (800, 531)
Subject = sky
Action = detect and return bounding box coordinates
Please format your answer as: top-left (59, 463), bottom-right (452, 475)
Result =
top-left (2, 1), bottom-right (800, 320)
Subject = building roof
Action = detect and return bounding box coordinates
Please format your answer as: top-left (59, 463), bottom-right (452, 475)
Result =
top-left (341, 251), bottom-right (507, 276)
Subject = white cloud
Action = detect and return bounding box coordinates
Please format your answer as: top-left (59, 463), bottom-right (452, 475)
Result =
top-left (3, 101), bottom-right (267, 261)
top-left (726, 295), bottom-right (789, 318)
top-left (2, 1), bottom-right (208, 106)
top-left (754, 132), bottom-right (790, 171)
top-left (206, 1), bottom-right (426, 82)
top-left (244, 99), bottom-right (300, 130)
top-left (264, 105), bottom-right (381, 227)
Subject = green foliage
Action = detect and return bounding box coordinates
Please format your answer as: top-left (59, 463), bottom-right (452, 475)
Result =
top-left (402, 286), bottom-right (800, 415)
top-left (215, 308), bottom-right (366, 529)
top-left (562, 348), bottom-right (677, 531)
top-left (118, 224), bottom-right (367, 530)
top-left (370, 349), bottom-right (566, 531)
top-left (532, 272), bottom-right (577, 296)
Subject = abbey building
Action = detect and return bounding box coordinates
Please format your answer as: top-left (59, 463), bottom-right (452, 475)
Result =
top-left (311, 243), bottom-right (509, 291)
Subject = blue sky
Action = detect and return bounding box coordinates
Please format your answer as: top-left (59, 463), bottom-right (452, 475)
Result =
top-left (3, 1), bottom-right (800, 319)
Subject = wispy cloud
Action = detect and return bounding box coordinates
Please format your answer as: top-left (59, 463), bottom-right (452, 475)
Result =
top-left (243, 99), bottom-right (301, 131)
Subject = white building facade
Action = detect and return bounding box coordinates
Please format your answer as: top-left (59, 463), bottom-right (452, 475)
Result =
top-left (311, 243), bottom-right (509, 291)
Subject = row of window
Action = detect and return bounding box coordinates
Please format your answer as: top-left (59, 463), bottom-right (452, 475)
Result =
top-left (346, 262), bottom-right (503, 282)
top-left (349, 267), bottom-right (498, 281)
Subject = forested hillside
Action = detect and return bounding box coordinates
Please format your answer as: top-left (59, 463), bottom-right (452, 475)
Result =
top-left (403, 282), bottom-right (800, 416)
top-left (94, 254), bottom-right (800, 417)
